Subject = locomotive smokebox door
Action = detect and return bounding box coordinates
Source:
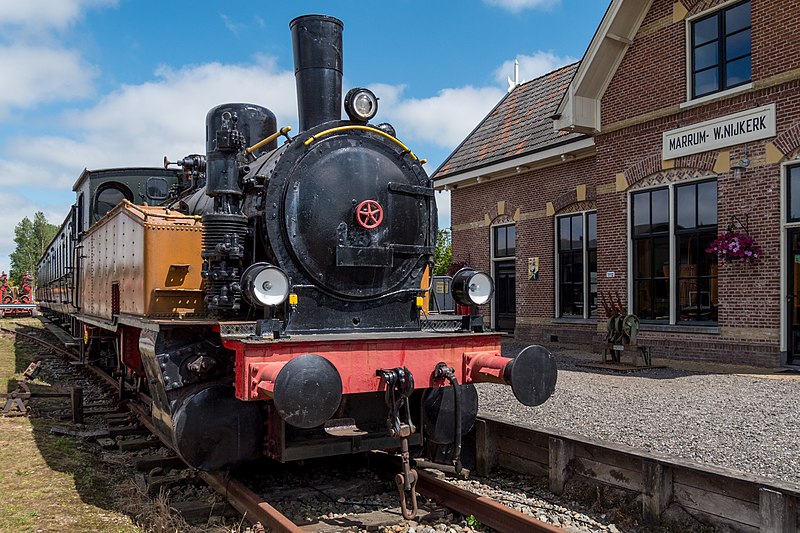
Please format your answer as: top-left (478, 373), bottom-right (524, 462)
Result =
top-left (270, 126), bottom-right (433, 300)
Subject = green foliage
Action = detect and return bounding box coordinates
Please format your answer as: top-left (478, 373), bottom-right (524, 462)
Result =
top-left (433, 228), bottom-right (452, 276)
top-left (9, 212), bottom-right (58, 285)
top-left (465, 514), bottom-right (483, 528)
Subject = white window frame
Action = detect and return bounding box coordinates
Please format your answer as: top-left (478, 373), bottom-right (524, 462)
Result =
top-left (683, 0), bottom-right (752, 105)
top-left (490, 222), bottom-right (516, 331)
top-left (627, 176), bottom-right (717, 324)
top-left (554, 210), bottom-right (597, 320)
top-left (779, 160), bottom-right (800, 356)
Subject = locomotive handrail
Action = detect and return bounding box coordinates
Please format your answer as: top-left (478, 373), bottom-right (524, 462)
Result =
top-left (123, 202), bottom-right (202, 222)
top-left (246, 125), bottom-right (293, 155)
top-left (303, 125), bottom-right (420, 161)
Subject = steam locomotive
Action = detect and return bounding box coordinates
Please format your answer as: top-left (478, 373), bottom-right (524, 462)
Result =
top-left (37, 14), bottom-right (556, 512)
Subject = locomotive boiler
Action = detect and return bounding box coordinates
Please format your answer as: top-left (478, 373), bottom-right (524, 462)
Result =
top-left (37, 14), bottom-right (557, 516)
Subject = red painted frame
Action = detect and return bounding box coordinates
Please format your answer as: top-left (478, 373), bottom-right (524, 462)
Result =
top-left (221, 333), bottom-right (512, 402)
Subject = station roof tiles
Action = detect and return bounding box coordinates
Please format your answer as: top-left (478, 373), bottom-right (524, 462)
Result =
top-left (433, 62), bottom-right (584, 180)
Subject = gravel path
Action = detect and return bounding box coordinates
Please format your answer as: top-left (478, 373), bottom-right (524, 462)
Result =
top-left (480, 342), bottom-right (800, 485)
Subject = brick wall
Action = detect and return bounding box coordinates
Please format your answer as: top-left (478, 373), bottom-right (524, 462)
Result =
top-left (448, 0), bottom-right (800, 366)
top-left (603, 0), bottom-right (800, 129)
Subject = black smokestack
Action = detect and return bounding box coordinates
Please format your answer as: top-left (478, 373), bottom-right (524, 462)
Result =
top-left (290, 15), bottom-right (343, 131)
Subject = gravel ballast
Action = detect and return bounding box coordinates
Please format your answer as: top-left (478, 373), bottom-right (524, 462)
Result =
top-left (480, 341), bottom-right (800, 485)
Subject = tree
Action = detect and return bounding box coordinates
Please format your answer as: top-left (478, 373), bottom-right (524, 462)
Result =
top-left (9, 212), bottom-right (58, 286)
top-left (433, 228), bottom-right (452, 275)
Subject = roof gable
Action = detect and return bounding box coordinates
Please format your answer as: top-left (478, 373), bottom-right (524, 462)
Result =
top-left (553, 0), bottom-right (653, 134)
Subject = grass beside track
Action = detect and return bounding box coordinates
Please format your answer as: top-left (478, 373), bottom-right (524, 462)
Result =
top-left (0, 317), bottom-right (141, 533)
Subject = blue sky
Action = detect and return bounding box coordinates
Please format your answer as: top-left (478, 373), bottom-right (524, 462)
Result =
top-left (0, 0), bottom-right (608, 275)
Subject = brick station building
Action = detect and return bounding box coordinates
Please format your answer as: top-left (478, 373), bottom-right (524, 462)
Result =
top-left (433, 0), bottom-right (800, 367)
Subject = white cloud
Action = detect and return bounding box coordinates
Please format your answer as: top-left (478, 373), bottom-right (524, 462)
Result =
top-left (494, 51), bottom-right (578, 85)
top-left (372, 84), bottom-right (504, 149)
top-left (221, 14), bottom-right (244, 36)
top-left (0, 0), bottom-right (117, 31)
top-left (0, 46), bottom-right (96, 114)
top-left (7, 60), bottom-right (298, 182)
top-left (483, 0), bottom-right (560, 12)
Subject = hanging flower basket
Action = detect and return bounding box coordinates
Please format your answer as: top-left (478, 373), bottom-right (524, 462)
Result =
top-left (706, 229), bottom-right (763, 264)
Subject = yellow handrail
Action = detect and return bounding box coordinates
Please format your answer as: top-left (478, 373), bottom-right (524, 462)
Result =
top-left (246, 126), bottom-right (293, 155)
top-left (303, 125), bottom-right (419, 161)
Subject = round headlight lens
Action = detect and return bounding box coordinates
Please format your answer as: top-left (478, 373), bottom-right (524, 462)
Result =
top-left (451, 268), bottom-right (495, 306)
top-left (241, 263), bottom-right (290, 307)
top-left (354, 93), bottom-right (375, 116)
top-left (344, 88), bottom-right (378, 122)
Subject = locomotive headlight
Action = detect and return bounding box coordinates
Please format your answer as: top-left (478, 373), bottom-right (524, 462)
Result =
top-left (241, 263), bottom-right (290, 307)
top-left (344, 88), bottom-right (378, 122)
top-left (451, 268), bottom-right (494, 306)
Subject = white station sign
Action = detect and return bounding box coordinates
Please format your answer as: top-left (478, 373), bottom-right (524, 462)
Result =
top-left (662, 104), bottom-right (776, 160)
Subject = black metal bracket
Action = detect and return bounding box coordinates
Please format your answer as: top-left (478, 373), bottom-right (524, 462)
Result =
top-left (728, 213), bottom-right (749, 234)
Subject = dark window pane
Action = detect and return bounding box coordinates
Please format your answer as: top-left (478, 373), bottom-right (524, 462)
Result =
top-left (146, 177), bottom-right (168, 200)
top-left (633, 192), bottom-right (650, 236)
top-left (587, 212), bottom-right (597, 249)
top-left (791, 166), bottom-right (800, 221)
top-left (654, 237), bottom-right (670, 278)
top-left (654, 279), bottom-right (670, 319)
top-left (698, 232), bottom-right (716, 276)
top-left (95, 187), bottom-right (126, 219)
top-left (651, 189), bottom-right (669, 232)
top-left (494, 226), bottom-right (515, 258)
top-left (695, 68), bottom-right (719, 96)
top-left (726, 28), bottom-right (751, 60)
top-left (693, 15), bottom-right (718, 46)
top-left (694, 42), bottom-right (718, 70)
top-left (571, 214), bottom-right (583, 250)
top-left (589, 249), bottom-right (598, 317)
top-left (726, 56), bottom-right (751, 87)
top-left (725, 2), bottom-right (751, 34)
top-left (636, 281), bottom-right (653, 319)
top-left (676, 185), bottom-right (697, 230)
top-left (572, 252), bottom-right (584, 283)
top-left (559, 217), bottom-right (570, 251)
top-left (494, 230), bottom-right (502, 257)
top-left (635, 240), bottom-right (653, 278)
top-left (697, 181), bottom-right (717, 227)
top-left (677, 234), bottom-right (691, 267)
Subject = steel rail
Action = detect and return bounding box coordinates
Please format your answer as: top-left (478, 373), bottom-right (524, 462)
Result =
top-left (126, 401), bottom-right (302, 533)
top-left (9, 320), bottom-right (562, 531)
top-left (414, 468), bottom-right (563, 533)
top-left (6, 321), bottom-right (301, 531)
top-left (1, 323), bottom-right (122, 391)
top-left (0, 324), bottom-right (80, 361)
top-left (199, 472), bottom-right (303, 533)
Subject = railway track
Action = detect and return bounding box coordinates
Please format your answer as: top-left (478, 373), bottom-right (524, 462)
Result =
top-left (1, 319), bottom-right (567, 532)
top-left (8, 318), bottom-right (800, 531)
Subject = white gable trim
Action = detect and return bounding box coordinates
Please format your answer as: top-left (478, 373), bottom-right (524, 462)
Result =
top-left (553, 0), bottom-right (653, 134)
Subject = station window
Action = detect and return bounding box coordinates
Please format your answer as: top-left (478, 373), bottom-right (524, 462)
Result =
top-left (631, 180), bottom-right (717, 323)
top-left (675, 181), bottom-right (718, 322)
top-left (557, 211), bottom-right (597, 318)
top-left (690, 1), bottom-right (751, 99)
top-left (787, 165), bottom-right (800, 222)
top-left (493, 224), bottom-right (515, 258)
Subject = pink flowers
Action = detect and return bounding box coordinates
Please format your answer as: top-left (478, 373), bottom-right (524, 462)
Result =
top-left (706, 230), bottom-right (763, 264)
